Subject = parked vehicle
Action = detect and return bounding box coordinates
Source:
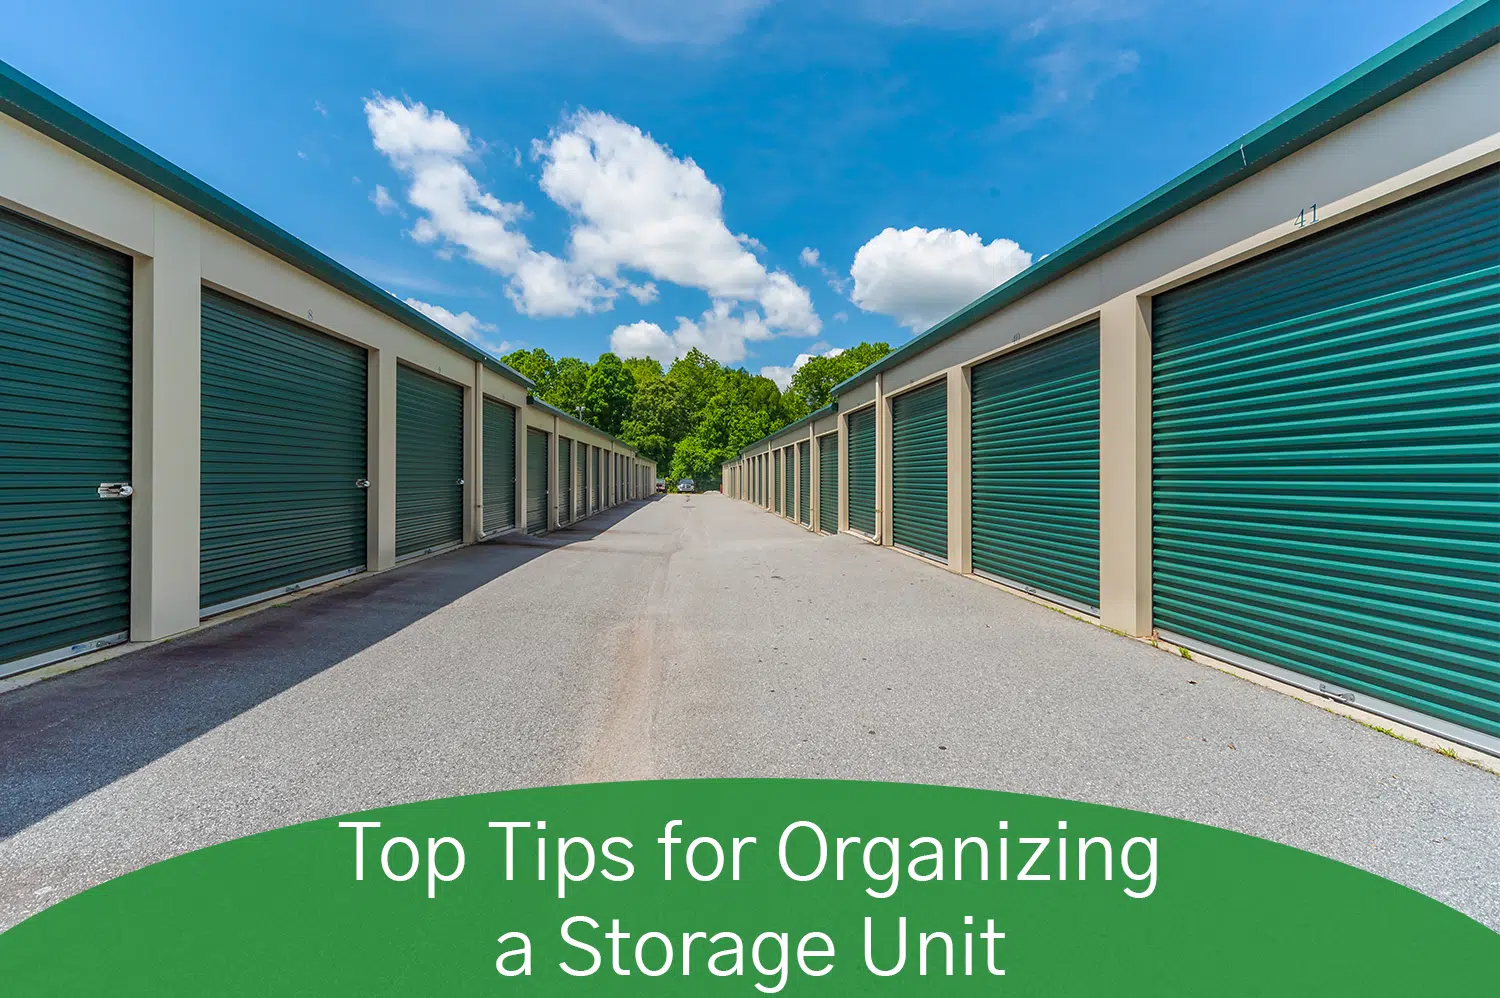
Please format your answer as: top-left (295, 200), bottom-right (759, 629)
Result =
top-left (655, 479), bottom-right (667, 494)
top-left (677, 479), bottom-right (696, 493)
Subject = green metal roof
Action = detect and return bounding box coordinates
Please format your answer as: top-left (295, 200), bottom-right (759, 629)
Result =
top-left (526, 395), bottom-right (639, 456)
top-left (0, 59), bottom-right (534, 390)
top-left (831, 0), bottom-right (1499, 397)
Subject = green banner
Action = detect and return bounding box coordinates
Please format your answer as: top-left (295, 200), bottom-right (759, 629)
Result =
top-left (2, 779), bottom-right (1495, 994)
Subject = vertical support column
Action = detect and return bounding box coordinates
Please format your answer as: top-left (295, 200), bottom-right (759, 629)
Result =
top-left (130, 204), bottom-right (201, 641)
top-left (876, 373), bottom-right (891, 546)
top-left (465, 360), bottom-right (481, 544)
top-left (366, 348), bottom-right (398, 572)
top-left (1099, 293), bottom-right (1153, 636)
top-left (947, 366), bottom-right (971, 574)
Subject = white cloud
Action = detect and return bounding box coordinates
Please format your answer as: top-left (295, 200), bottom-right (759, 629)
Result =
top-left (367, 97), bottom-right (818, 363)
top-left (833, 311), bottom-right (849, 323)
top-left (370, 184), bottom-right (399, 214)
top-left (798, 244), bottom-right (849, 293)
top-left (850, 226), bottom-right (1032, 332)
top-left (314, 99), bottom-right (328, 117)
top-left (365, 94), bottom-right (607, 318)
top-left (610, 301), bottom-right (775, 366)
top-left (404, 297), bottom-right (512, 356)
top-left (534, 110), bottom-right (819, 336)
top-left (759, 345), bottom-right (845, 390)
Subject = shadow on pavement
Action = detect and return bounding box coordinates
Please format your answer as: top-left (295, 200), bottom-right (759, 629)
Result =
top-left (0, 500), bottom-right (652, 838)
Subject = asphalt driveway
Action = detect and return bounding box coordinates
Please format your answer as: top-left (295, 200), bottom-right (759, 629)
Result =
top-left (1, 494), bottom-right (1496, 930)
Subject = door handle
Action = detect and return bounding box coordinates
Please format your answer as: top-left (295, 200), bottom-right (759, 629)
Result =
top-left (355, 479), bottom-right (371, 489)
top-left (97, 482), bottom-right (133, 499)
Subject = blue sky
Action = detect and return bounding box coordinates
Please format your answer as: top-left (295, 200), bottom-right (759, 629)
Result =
top-left (3, 0), bottom-right (1456, 385)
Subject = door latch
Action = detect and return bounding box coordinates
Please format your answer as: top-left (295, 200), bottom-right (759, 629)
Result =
top-left (354, 478), bottom-right (371, 489)
top-left (456, 478), bottom-right (465, 486)
top-left (97, 482), bottom-right (133, 499)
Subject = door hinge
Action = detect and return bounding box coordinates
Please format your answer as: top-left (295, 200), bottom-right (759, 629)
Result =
top-left (97, 482), bottom-right (133, 499)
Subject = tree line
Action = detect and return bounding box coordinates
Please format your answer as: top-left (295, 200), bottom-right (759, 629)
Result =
top-left (500, 342), bottom-right (890, 484)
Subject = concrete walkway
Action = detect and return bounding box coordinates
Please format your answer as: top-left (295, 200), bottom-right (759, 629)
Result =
top-left (2, 494), bottom-right (1496, 930)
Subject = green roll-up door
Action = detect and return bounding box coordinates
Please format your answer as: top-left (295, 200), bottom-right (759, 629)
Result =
top-left (773, 451), bottom-right (782, 514)
top-left (798, 441), bottom-right (811, 526)
top-left (594, 447), bottom-right (602, 511)
top-left (1153, 165), bottom-right (1499, 748)
top-left (526, 429), bottom-right (548, 533)
top-left (0, 207), bottom-right (131, 674)
top-left (558, 437), bottom-right (573, 525)
top-left (201, 292), bottom-right (368, 613)
top-left (577, 442), bottom-right (588, 519)
top-left (847, 407), bottom-right (876, 536)
top-left (396, 365), bottom-right (463, 558)
top-left (891, 380), bottom-right (948, 561)
top-left (971, 321), bottom-right (1100, 611)
top-left (482, 398), bottom-right (516, 534)
top-left (818, 434), bottom-right (838, 534)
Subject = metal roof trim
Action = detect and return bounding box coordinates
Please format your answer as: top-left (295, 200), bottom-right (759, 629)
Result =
top-left (526, 395), bottom-right (638, 455)
top-left (735, 401), bottom-right (837, 458)
top-left (830, 0), bottom-right (1499, 396)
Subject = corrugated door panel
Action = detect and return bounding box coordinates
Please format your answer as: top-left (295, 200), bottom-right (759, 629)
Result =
top-left (891, 380), bottom-right (948, 560)
top-left (786, 447), bottom-right (798, 516)
top-left (396, 365), bottom-right (464, 557)
top-left (201, 292), bottom-right (368, 612)
top-left (558, 437), bottom-right (572, 525)
top-left (774, 451), bottom-right (782, 514)
top-left (594, 448), bottom-right (602, 510)
top-left (971, 321), bottom-right (1100, 610)
top-left (848, 408), bottom-right (877, 535)
top-left (819, 434), bottom-right (838, 534)
top-left (0, 207), bottom-right (131, 673)
top-left (526, 429), bottom-right (548, 533)
top-left (1153, 165), bottom-right (1499, 744)
top-left (798, 441), bottom-right (811, 525)
top-left (577, 443), bottom-right (588, 519)
top-left (482, 399), bottom-right (516, 533)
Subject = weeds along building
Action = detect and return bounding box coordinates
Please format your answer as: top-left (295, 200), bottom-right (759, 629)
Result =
top-left (0, 61), bottom-right (655, 680)
top-left (727, 2), bottom-right (1499, 755)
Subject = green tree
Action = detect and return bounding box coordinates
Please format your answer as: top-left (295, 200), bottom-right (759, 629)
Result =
top-left (544, 356), bottom-right (591, 417)
top-left (619, 376), bottom-right (686, 469)
top-left (501, 348), bottom-right (557, 395)
top-left (582, 353), bottom-right (637, 435)
top-left (786, 341), bottom-right (891, 414)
